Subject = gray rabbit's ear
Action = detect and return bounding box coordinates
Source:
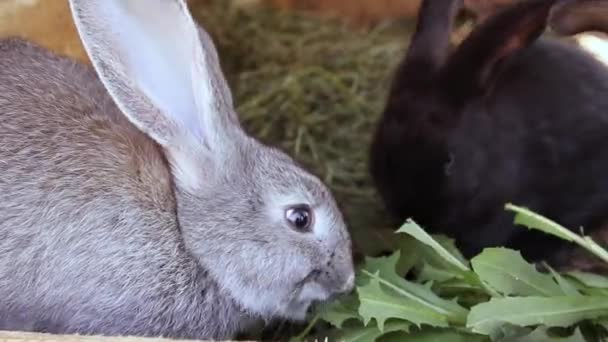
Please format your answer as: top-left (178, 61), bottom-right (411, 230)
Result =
top-left (69, 0), bottom-right (242, 185)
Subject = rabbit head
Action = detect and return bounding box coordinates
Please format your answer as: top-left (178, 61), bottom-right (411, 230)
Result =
top-left (370, 0), bottom-right (558, 227)
top-left (68, 0), bottom-right (355, 322)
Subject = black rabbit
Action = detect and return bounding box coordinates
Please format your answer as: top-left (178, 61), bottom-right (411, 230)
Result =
top-left (369, 0), bottom-right (608, 264)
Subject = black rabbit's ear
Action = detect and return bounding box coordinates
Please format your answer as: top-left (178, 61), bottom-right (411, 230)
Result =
top-left (400, 0), bottom-right (463, 80)
top-left (439, 0), bottom-right (556, 103)
top-left (550, 0), bottom-right (608, 36)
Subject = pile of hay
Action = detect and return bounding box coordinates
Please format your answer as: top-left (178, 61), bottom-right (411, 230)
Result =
top-left (191, 0), bottom-right (415, 256)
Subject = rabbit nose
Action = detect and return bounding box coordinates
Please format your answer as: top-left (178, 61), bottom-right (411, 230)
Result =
top-left (330, 269), bottom-right (355, 297)
top-left (322, 250), bottom-right (356, 296)
top-left (319, 269), bottom-right (354, 297)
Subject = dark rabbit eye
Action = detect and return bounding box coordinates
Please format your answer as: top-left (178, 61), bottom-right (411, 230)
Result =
top-left (286, 205), bottom-right (313, 232)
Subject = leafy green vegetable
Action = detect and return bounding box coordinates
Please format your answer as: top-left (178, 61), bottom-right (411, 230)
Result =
top-left (417, 262), bottom-right (463, 283)
top-left (396, 220), bottom-right (470, 272)
top-left (567, 272), bottom-right (608, 289)
top-left (467, 296), bottom-right (608, 335)
top-left (298, 207), bottom-right (608, 342)
top-left (360, 252), bottom-right (469, 324)
top-left (506, 204), bottom-right (579, 243)
top-left (489, 325), bottom-right (587, 342)
top-left (358, 276), bottom-right (452, 331)
top-left (337, 320), bottom-right (411, 342)
top-left (513, 326), bottom-right (586, 342)
top-left (471, 248), bottom-right (562, 296)
top-left (317, 294), bottom-right (361, 328)
top-left (543, 264), bottom-right (582, 296)
top-left (379, 328), bottom-right (488, 342)
top-left (506, 204), bottom-right (608, 264)
top-left (358, 276), bottom-right (449, 330)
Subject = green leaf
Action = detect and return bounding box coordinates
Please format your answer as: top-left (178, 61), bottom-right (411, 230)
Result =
top-left (378, 327), bottom-right (489, 342)
top-left (415, 235), bottom-right (473, 283)
top-left (437, 278), bottom-right (487, 293)
top-left (542, 264), bottom-right (581, 296)
top-left (467, 296), bottom-right (608, 336)
top-left (434, 280), bottom-right (490, 309)
top-left (358, 277), bottom-right (449, 331)
top-left (566, 271), bottom-right (608, 289)
top-left (505, 204), bottom-right (608, 264)
top-left (394, 235), bottom-right (422, 276)
top-left (471, 248), bottom-right (562, 296)
top-left (509, 326), bottom-right (586, 342)
top-left (505, 204), bottom-right (578, 242)
top-left (433, 235), bottom-right (469, 266)
top-left (396, 219), bottom-right (469, 272)
top-left (336, 320), bottom-right (411, 342)
top-left (360, 251), bottom-right (469, 324)
top-left (317, 294), bottom-right (361, 328)
top-left (489, 324), bottom-right (534, 341)
top-left (418, 262), bottom-right (462, 283)
top-left (363, 252), bottom-right (404, 281)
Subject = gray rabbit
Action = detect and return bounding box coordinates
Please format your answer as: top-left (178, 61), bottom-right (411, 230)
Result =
top-left (0, 0), bottom-right (355, 339)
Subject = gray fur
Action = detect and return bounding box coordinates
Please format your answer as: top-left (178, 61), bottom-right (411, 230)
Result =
top-left (0, 0), bottom-right (354, 339)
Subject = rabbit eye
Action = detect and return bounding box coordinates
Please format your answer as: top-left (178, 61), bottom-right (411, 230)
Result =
top-left (286, 205), bottom-right (313, 232)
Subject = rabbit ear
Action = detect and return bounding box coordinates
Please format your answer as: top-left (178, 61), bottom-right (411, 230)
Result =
top-left (550, 0), bottom-right (608, 36)
top-left (68, 0), bottom-right (239, 153)
top-left (402, 0), bottom-right (463, 79)
top-left (439, 0), bottom-right (556, 102)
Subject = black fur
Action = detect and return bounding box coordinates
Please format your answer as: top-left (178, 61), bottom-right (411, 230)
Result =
top-left (369, 0), bottom-right (608, 262)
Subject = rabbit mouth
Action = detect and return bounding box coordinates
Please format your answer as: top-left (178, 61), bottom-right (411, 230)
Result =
top-left (293, 283), bottom-right (330, 307)
top-left (284, 296), bottom-right (326, 322)
top-left (278, 268), bottom-right (338, 321)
